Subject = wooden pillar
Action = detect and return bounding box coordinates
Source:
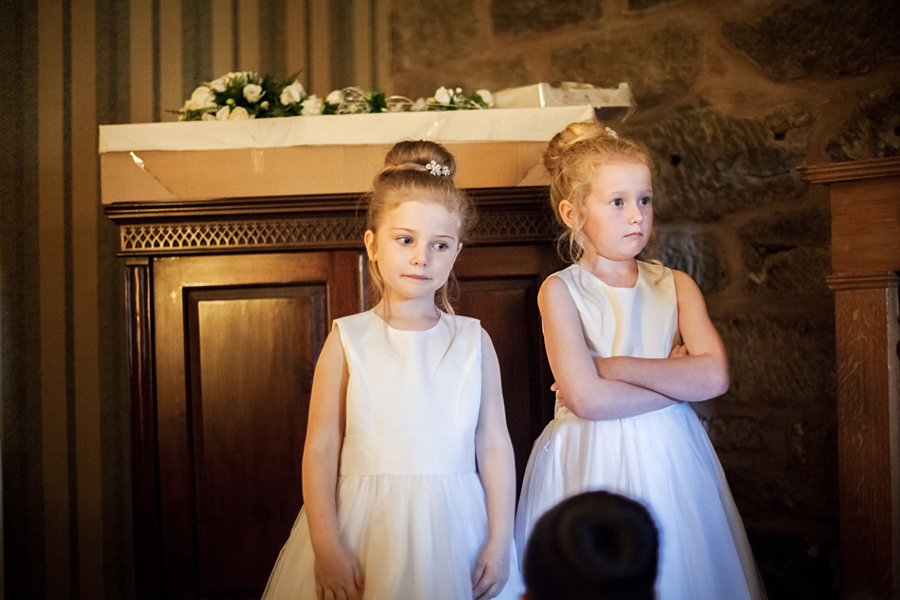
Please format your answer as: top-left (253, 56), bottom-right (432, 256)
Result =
top-left (125, 257), bottom-right (160, 600)
top-left (801, 157), bottom-right (900, 600)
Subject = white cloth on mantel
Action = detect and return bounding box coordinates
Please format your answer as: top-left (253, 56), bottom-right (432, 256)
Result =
top-left (515, 261), bottom-right (767, 600)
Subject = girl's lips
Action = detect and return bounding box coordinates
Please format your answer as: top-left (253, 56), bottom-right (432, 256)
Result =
top-left (404, 274), bottom-right (429, 280)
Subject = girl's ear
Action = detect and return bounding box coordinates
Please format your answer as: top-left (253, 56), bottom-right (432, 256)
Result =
top-left (558, 198), bottom-right (578, 229)
top-left (364, 230), bottom-right (377, 261)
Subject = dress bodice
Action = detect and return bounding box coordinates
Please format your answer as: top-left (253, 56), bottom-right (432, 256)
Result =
top-left (334, 311), bottom-right (482, 476)
top-left (552, 261), bottom-right (678, 360)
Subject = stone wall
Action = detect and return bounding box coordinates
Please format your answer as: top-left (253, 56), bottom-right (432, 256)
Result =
top-left (389, 0), bottom-right (900, 598)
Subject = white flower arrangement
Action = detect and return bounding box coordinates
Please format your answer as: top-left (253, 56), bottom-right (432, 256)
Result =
top-left (177, 72), bottom-right (494, 121)
top-left (177, 71), bottom-right (310, 121)
top-left (427, 87), bottom-right (494, 110)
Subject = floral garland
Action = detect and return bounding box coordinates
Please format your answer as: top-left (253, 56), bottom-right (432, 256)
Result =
top-left (177, 71), bottom-right (494, 121)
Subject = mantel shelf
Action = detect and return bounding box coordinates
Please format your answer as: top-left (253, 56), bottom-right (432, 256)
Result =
top-left (99, 106), bottom-right (595, 204)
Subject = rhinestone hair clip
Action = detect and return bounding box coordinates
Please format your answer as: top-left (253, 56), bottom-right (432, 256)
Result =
top-left (605, 126), bottom-right (619, 139)
top-left (426, 160), bottom-right (451, 176)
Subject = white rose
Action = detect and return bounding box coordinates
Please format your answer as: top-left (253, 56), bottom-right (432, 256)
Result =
top-left (326, 89), bottom-right (344, 104)
top-left (301, 95), bottom-right (324, 116)
top-left (215, 106), bottom-right (230, 120)
top-left (433, 86), bottom-right (451, 104)
top-left (210, 74), bottom-right (231, 92)
top-left (260, 100), bottom-right (269, 109)
top-left (201, 112), bottom-right (216, 121)
top-left (213, 71), bottom-right (250, 91)
top-left (280, 81), bottom-right (306, 105)
top-left (185, 86), bottom-right (215, 110)
top-left (475, 89), bottom-right (494, 107)
top-left (411, 98), bottom-right (429, 112)
top-left (243, 84), bottom-right (264, 103)
top-left (228, 106), bottom-right (250, 120)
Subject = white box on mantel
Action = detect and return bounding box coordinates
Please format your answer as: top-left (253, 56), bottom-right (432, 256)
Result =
top-left (493, 82), bottom-right (636, 122)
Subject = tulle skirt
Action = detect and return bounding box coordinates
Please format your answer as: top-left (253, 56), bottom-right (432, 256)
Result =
top-left (263, 472), bottom-right (523, 600)
top-left (514, 402), bottom-right (766, 600)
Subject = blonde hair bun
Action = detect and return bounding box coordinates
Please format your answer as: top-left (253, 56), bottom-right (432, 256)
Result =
top-left (543, 120), bottom-right (609, 178)
top-left (376, 140), bottom-right (457, 181)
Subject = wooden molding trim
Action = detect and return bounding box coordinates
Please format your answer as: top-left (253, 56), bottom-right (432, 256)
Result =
top-left (105, 186), bottom-right (559, 255)
top-left (799, 156), bottom-right (900, 184)
top-left (827, 272), bottom-right (900, 291)
top-left (120, 216), bottom-right (367, 253)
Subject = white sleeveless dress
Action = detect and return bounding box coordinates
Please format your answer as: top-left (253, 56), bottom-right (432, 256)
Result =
top-left (263, 310), bottom-right (523, 600)
top-left (514, 262), bottom-right (766, 600)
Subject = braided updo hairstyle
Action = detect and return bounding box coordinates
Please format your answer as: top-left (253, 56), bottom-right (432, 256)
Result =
top-left (364, 140), bottom-right (476, 314)
top-left (544, 121), bottom-right (654, 263)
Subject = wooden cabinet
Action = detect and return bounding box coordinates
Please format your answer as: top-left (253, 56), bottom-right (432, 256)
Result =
top-left (109, 189), bottom-right (562, 600)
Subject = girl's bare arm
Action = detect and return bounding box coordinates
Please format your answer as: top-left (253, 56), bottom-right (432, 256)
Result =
top-left (302, 327), bottom-right (364, 600)
top-left (591, 270), bottom-right (729, 402)
top-left (472, 330), bottom-right (516, 599)
top-left (540, 276), bottom-right (678, 420)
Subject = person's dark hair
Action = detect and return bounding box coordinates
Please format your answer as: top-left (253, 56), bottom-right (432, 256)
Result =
top-left (523, 491), bottom-right (659, 600)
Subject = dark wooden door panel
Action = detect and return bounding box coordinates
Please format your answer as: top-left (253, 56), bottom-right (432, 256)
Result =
top-left (455, 244), bottom-right (563, 492)
top-left (456, 277), bottom-right (545, 492)
top-left (187, 287), bottom-right (326, 598)
top-left (153, 251), bottom-right (362, 600)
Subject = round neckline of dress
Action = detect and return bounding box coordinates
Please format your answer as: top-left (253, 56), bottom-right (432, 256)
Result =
top-left (370, 309), bottom-right (445, 332)
top-left (575, 262), bottom-right (642, 290)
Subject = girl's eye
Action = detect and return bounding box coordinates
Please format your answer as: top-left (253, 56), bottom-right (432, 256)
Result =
top-left (641, 196), bottom-right (652, 205)
top-left (434, 242), bottom-right (448, 251)
top-left (612, 198), bottom-right (623, 207)
top-left (398, 236), bottom-right (412, 244)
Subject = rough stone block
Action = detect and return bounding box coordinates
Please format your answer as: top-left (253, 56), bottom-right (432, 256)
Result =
top-left (746, 531), bottom-right (839, 600)
top-left (739, 207), bottom-right (830, 247)
top-left (391, 0), bottom-right (479, 72)
top-left (549, 25), bottom-right (700, 108)
top-left (827, 84), bottom-right (900, 162)
top-left (625, 105), bottom-right (811, 222)
top-left (745, 245), bottom-right (831, 296)
top-left (705, 416), bottom-right (765, 453)
top-left (788, 418), bottom-right (837, 467)
top-left (726, 462), bottom-right (837, 524)
top-left (740, 207), bottom-right (831, 295)
top-left (648, 228), bottom-right (728, 294)
top-left (628, 0), bottom-right (676, 10)
top-left (491, 0), bottom-right (602, 36)
top-left (722, 0), bottom-right (900, 81)
top-left (713, 313), bottom-right (835, 408)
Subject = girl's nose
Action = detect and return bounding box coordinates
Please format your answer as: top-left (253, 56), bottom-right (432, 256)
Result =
top-left (628, 205), bottom-right (643, 224)
top-left (411, 248), bottom-right (427, 266)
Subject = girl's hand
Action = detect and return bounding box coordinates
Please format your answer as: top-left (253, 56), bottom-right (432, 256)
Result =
top-left (471, 538), bottom-right (510, 600)
top-left (669, 344), bottom-right (689, 358)
top-left (313, 541), bottom-right (365, 600)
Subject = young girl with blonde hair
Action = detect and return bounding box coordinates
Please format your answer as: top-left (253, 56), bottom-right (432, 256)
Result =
top-left (263, 140), bottom-right (523, 600)
top-left (514, 121), bottom-right (766, 599)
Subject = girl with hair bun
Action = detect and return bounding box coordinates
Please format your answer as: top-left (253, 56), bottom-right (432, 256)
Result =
top-left (263, 140), bottom-right (523, 600)
top-left (515, 121), bottom-right (766, 599)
